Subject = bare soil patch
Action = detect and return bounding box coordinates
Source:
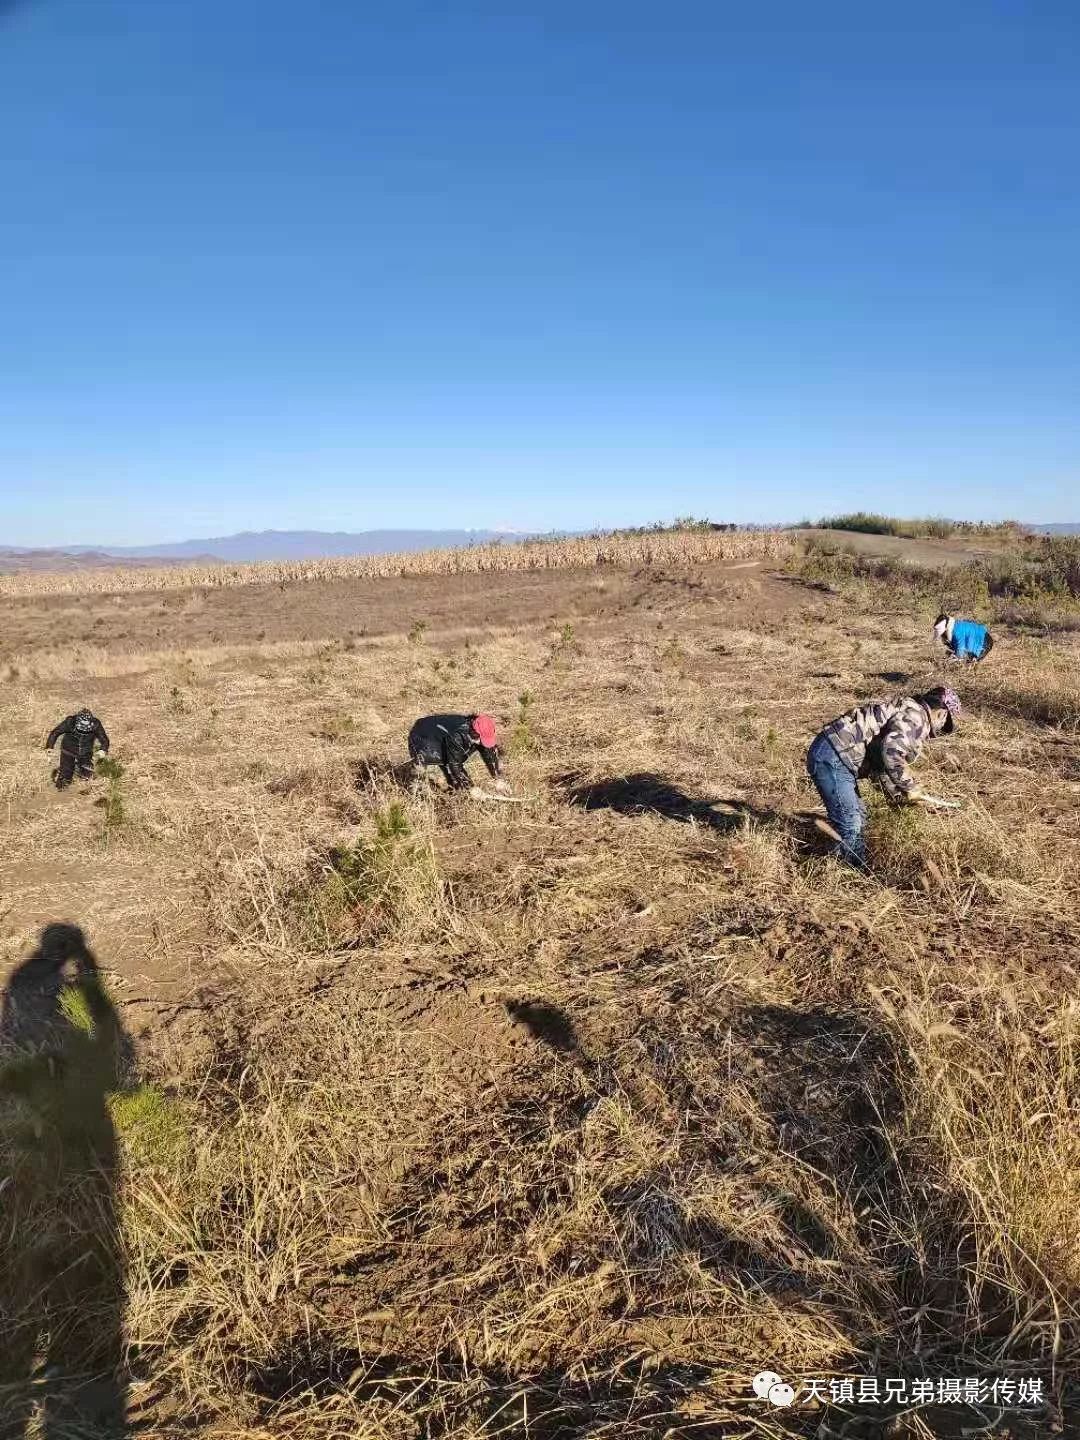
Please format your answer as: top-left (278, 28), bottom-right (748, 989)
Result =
top-left (0, 558), bottom-right (799, 661)
top-left (796, 527), bottom-right (1007, 566)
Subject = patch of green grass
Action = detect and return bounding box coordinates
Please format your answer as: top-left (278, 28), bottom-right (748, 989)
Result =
top-left (96, 754), bottom-right (127, 835)
top-left (817, 513), bottom-right (1025, 541)
top-left (547, 622), bottom-right (582, 666)
top-left (110, 1086), bottom-right (189, 1169)
top-left (58, 980), bottom-right (98, 1035)
top-left (305, 802), bottom-right (438, 942)
top-left (510, 691), bottom-right (538, 756)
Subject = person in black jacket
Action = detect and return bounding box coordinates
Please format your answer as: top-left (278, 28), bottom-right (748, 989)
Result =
top-left (45, 709), bottom-right (110, 790)
top-left (408, 713), bottom-right (511, 793)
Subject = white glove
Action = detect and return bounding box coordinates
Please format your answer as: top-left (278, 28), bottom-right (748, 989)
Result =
top-left (493, 778), bottom-right (513, 795)
top-left (910, 789), bottom-right (960, 810)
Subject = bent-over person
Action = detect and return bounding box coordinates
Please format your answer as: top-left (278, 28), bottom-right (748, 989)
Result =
top-left (806, 686), bottom-right (960, 867)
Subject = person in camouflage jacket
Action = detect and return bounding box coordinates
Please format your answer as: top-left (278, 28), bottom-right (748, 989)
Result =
top-left (805, 685), bottom-right (961, 867)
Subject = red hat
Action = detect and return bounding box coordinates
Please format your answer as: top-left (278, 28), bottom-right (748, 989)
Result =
top-left (471, 713), bottom-right (497, 747)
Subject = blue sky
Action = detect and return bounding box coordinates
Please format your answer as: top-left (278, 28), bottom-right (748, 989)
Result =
top-left (2, 0), bottom-right (1078, 545)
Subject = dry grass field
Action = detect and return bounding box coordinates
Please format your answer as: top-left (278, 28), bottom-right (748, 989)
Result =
top-left (1, 529), bottom-right (1078, 1439)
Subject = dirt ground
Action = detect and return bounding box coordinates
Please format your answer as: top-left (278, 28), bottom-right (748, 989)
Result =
top-left (1, 559), bottom-right (802, 1027)
top-left (0, 557), bottom-right (802, 656)
top-left (1, 551), bottom-right (1077, 1437)
top-left (795, 528), bottom-right (1012, 567)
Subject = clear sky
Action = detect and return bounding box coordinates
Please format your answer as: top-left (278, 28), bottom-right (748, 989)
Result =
top-left (2, 0), bottom-right (1078, 545)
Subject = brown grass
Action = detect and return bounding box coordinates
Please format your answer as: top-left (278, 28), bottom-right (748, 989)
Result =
top-left (1, 547), bottom-right (1077, 1437)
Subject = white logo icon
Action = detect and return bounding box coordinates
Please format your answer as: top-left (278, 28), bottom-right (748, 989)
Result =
top-left (752, 1371), bottom-right (797, 1406)
top-left (752, 1371), bottom-right (783, 1398)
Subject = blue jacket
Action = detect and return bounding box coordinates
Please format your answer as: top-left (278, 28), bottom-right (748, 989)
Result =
top-left (950, 619), bottom-right (989, 659)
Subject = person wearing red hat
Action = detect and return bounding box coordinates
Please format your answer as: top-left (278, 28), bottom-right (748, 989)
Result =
top-left (407, 712), bottom-right (511, 794)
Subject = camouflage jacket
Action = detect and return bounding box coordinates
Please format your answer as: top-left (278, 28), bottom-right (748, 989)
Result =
top-left (818, 696), bottom-right (934, 798)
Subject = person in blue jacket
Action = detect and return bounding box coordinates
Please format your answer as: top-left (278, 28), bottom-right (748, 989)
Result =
top-left (934, 614), bottom-right (994, 663)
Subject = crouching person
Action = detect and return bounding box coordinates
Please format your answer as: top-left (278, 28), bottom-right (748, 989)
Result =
top-left (806, 686), bottom-right (960, 868)
top-left (407, 713), bottom-right (511, 795)
top-left (934, 613), bottom-right (994, 663)
top-left (45, 708), bottom-right (110, 790)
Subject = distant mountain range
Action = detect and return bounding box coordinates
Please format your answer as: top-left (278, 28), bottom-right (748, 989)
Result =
top-left (1032, 523), bottom-right (1080, 535)
top-left (0, 528), bottom-right (515, 571)
top-left (0, 548), bottom-right (197, 575)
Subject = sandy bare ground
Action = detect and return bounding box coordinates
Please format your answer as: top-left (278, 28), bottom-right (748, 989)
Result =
top-left (795, 528), bottom-right (1009, 566)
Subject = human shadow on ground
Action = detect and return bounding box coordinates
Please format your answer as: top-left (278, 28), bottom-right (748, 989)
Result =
top-left (871, 670), bottom-right (914, 686)
top-left (505, 999), bottom-right (578, 1053)
top-left (242, 990), bottom-right (1065, 1437)
top-left (253, 1333), bottom-right (713, 1439)
top-left (636, 999), bottom-right (1064, 1435)
top-left (555, 771), bottom-right (846, 862)
top-left (352, 756), bottom-right (482, 801)
top-left (553, 770), bottom-right (785, 834)
top-left (0, 924), bottom-right (132, 1439)
top-left (350, 756), bottom-right (419, 790)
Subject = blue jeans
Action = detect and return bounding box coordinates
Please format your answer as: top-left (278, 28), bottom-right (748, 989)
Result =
top-left (806, 734), bottom-right (867, 867)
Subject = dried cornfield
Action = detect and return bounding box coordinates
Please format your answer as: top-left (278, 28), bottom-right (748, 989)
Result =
top-left (0, 526), bottom-right (797, 597)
